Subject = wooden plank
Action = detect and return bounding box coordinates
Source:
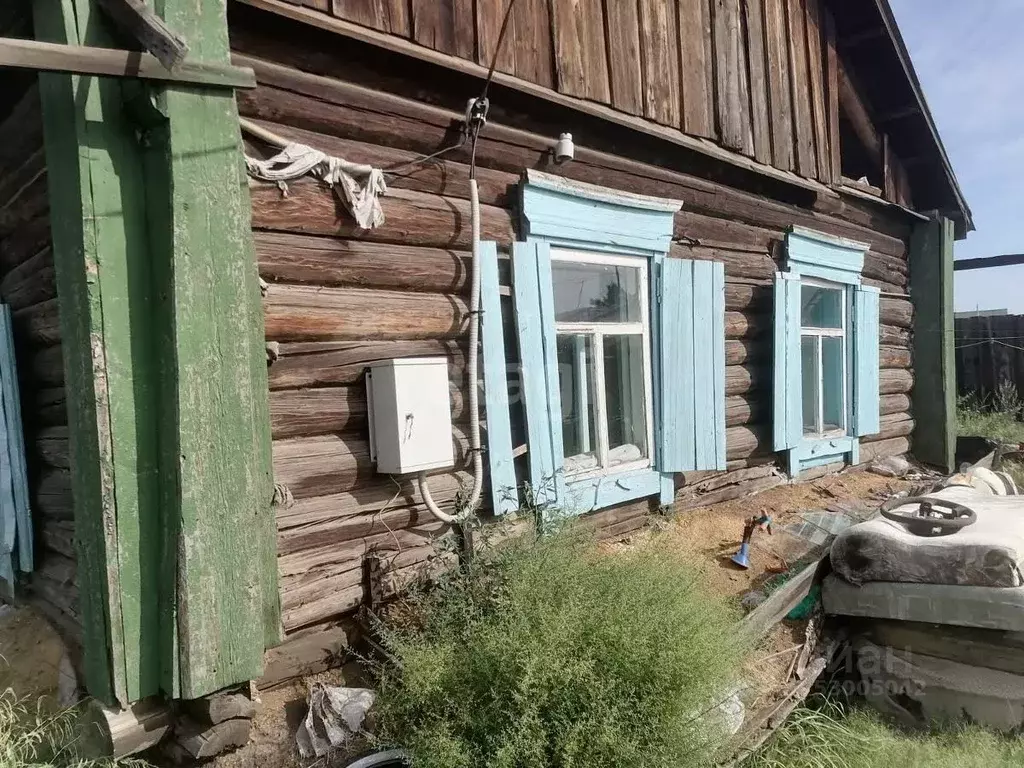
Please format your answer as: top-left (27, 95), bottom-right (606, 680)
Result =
top-left (605, 0), bottom-right (644, 114)
top-left (637, 0), bottom-right (681, 126)
top-left (0, 305), bottom-right (32, 574)
top-left (157, 0), bottom-right (278, 699)
top-left (678, 0), bottom-right (715, 138)
top-left (409, 0), bottom-right (473, 56)
top-left (785, 0), bottom-right (816, 176)
top-left (0, 36), bottom-right (254, 88)
top-left (479, 242), bottom-right (518, 516)
top-left (512, 0), bottom-right (554, 89)
top-left (476, 0), bottom-right (515, 75)
top-left (550, 0), bottom-right (610, 102)
top-left (95, 0), bottom-right (189, 70)
top-left (823, 7), bottom-right (840, 182)
top-left (762, 0), bottom-right (793, 170)
top-left (330, 0), bottom-right (409, 35)
top-left (804, 0), bottom-right (829, 181)
top-left (712, 0), bottom-right (750, 154)
top-left (743, 0), bottom-right (771, 163)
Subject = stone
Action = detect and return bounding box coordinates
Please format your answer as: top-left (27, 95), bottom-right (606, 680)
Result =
top-left (175, 717), bottom-right (252, 760)
top-left (182, 691), bottom-right (257, 725)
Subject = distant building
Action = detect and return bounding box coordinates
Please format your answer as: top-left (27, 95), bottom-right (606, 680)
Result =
top-left (955, 309), bottom-right (1009, 319)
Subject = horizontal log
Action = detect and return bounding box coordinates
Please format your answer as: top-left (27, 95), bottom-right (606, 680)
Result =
top-left (235, 61), bottom-right (911, 256)
top-left (857, 436), bottom-right (910, 465)
top-left (35, 425), bottom-right (69, 469)
top-left (278, 521), bottom-right (447, 577)
top-left (674, 473), bottom-right (784, 511)
top-left (670, 244), bottom-right (776, 281)
top-left (256, 231), bottom-right (473, 294)
top-left (0, 84), bottom-right (43, 182)
top-left (245, 118), bottom-right (518, 207)
top-left (40, 519), bottom-right (75, 559)
top-left (880, 345), bottom-right (911, 369)
top-left (725, 283), bottom-right (771, 313)
top-left (270, 385), bottom-right (467, 438)
top-left (726, 424), bottom-right (771, 460)
top-left (880, 368), bottom-right (913, 395)
top-left (0, 146), bottom-right (46, 218)
top-left (0, 246), bottom-right (55, 310)
top-left (726, 365), bottom-right (768, 396)
top-left (261, 622), bottom-right (349, 686)
top-left (580, 498), bottom-right (653, 532)
top-left (727, 312), bottom-right (768, 340)
top-left (725, 394), bottom-right (770, 427)
top-left (34, 551), bottom-right (76, 586)
top-left (280, 503), bottom-right (443, 556)
top-left (273, 428), bottom-right (474, 499)
top-left (863, 413), bottom-right (914, 442)
top-left (27, 344), bottom-right (64, 387)
top-left (680, 463), bottom-right (779, 496)
top-left (32, 387), bottom-right (67, 427)
top-left (880, 297), bottom-right (912, 329)
top-left (36, 468), bottom-right (73, 521)
top-left (880, 323), bottom-right (910, 346)
top-left (281, 584), bottom-right (364, 632)
top-left (268, 339), bottom-right (466, 390)
top-left (879, 393), bottom-right (910, 416)
top-left (725, 339), bottom-right (768, 366)
top-left (0, 212), bottom-right (51, 276)
top-left (277, 471), bottom-right (472, 530)
top-left (250, 180), bottom-right (515, 248)
top-left (264, 283), bottom-right (468, 342)
top-left (13, 298), bottom-right (60, 345)
top-left (371, 547), bottom-right (458, 602)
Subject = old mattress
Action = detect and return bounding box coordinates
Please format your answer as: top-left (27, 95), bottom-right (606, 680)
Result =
top-left (829, 485), bottom-right (1024, 588)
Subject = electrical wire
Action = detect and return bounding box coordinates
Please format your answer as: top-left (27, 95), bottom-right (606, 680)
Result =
top-left (480, 0), bottom-right (518, 103)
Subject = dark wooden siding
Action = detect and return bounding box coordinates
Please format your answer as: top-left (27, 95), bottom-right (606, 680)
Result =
top-left (231, 17), bottom-right (915, 653)
top-left (0, 61), bottom-right (77, 647)
top-left (236, 0), bottom-right (848, 184)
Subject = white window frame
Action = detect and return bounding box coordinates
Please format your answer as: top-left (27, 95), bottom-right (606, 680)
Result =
top-left (799, 277), bottom-right (848, 439)
top-left (551, 248), bottom-right (655, 480)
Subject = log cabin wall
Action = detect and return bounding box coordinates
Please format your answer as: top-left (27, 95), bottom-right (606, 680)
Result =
top-left (230, 5), bottom-right (916, 650)
top-left (0, 6), bottom-right (77, 651)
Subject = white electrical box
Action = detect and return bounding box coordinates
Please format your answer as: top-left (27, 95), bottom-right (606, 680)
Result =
top-left (366, 357), bottom-right (455, 475)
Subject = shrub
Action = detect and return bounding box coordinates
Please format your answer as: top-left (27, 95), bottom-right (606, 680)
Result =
top-left (746, 700), bottom-right (1024, 768)
top-left (0, 688), bottom-right (146, 768)
top-left (957, 389), bottom-right (1024, 444)
top-left (372, 526), bottom-right (746, 768)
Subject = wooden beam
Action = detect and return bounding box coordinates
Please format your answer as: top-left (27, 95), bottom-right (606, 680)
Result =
top-left (0, 36), bottom-right (255, 88)
top-left (877, 104), bottom-right (922, 123)
top-left (910, 215), bottom-right (956, 472)
top-left (95, 0), bottom-right (188, 70)
top-left (953, 253), bottom-right (1024, 271)
top-left (837, 54), bottom-right (882, 169)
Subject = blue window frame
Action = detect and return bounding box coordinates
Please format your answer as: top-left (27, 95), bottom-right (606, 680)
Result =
top-left (478, 171), bottom-right (727, 519)
top-left (773, 227), bottom-right (881, 477)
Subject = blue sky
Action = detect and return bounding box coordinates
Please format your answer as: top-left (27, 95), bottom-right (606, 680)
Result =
top-left (889, 0), bottom-right (1024, 313)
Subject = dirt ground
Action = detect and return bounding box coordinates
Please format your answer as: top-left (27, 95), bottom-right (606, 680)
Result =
top-left (0, 602), bottom-right (76, 706)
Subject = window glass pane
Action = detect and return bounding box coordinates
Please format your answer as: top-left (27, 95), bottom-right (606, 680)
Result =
top-left (822, 337), bottom-right (845, 432)
top-left (801, 284), bottom-right (843, 329)
top-left (552, 261), bottom-right (642, 323)
top-left (801, 336), bottom-right (819, 434)
top-left (603, 335), bottom-right (648, 466)
top-left (557, 334), bottom-right (599, 473)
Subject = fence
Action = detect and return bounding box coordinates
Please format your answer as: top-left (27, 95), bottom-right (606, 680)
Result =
top-left (955, 313), bottom-right (1024, 405)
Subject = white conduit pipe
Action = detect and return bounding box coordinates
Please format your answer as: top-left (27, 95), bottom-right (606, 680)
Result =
top-left (418, 178), bottom-right (484, 524)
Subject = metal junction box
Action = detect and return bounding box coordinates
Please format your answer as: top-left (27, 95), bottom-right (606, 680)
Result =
top-left (366, 357), bottom-right (455, 475)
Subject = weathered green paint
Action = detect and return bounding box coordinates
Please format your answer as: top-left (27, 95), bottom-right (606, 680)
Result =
top-left (154, 0), bottom-right (279, 697)
top-left (32, 0), bottom-right (164, 704)
top-left (34, 0), bottom-right (277, 703)
top-left (909, 215), bottom-right (956, 472)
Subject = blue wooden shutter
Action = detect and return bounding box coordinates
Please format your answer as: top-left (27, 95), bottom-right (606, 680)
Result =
top-left (511, 241), bottom-right (565, 506)
top-left (773, 272), bottom-right (802, 451)
top-left (853, 285), bottom-right (881, 436)
top-left (479, 241), bottom-right (519, 516)
top-left (660, 259), bottom-right (726, 472)
top-left (0, 305), bottom-right (30, 584)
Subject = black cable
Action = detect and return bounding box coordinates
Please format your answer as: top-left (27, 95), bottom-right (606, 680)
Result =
top-left (481, 0), bottom-right (519, 103)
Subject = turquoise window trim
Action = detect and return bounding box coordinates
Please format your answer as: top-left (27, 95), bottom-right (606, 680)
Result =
top-left (519, 171), bottom-right (682, 514)
top-left (779, 227), bottom-right (871, 478)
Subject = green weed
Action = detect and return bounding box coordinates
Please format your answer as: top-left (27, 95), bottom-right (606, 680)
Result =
top-left (371, 526), bottom-right (746, 768)
top-left (957, 385), bottom-right (1024, 444)
top-left (745, 701), bottom-right (1024, 768)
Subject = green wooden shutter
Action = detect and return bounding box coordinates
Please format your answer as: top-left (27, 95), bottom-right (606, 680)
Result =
top-left (479, 242), bottom-right (519, 516)
top-left (660, 259), bottom-right (726, 472)
top-left (511, 241), bottom-right (565, 506)
top-left (853, 285), bottom-right (881, 436)
top-left (773, 272), bottom-right (802, 451)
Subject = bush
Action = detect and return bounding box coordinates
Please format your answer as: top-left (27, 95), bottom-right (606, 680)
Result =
top-left (957, 385), bottom-right (1024, 444)
top-left (372, 527), bottom-right (746, 768)
top-left (0, 688), bottom-right (146, 768)
top-left (745, 701), bottom-right (1024, 768)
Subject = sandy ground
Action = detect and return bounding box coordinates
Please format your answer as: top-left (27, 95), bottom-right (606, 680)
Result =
top-left (0, 602), bottom-right (76, 705)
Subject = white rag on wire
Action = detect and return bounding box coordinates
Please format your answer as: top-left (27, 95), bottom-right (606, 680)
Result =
top-left (244, 142), bottom-right (387, 230)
